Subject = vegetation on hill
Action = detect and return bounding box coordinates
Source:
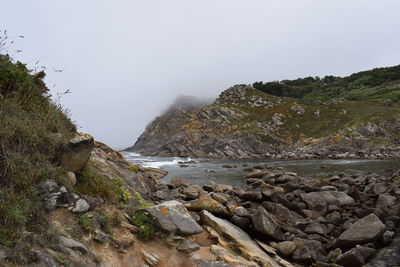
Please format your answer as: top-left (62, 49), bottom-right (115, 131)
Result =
top-left (253, 65), bottom-right (400, 102)
top-left (0, 53), bottom-right (76, 248)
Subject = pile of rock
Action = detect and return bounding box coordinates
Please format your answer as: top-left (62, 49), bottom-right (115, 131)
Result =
top-left (150, 168), bottom-right (400, 266)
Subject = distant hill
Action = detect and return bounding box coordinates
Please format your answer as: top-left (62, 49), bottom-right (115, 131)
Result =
top-left (128, 65), bottom-right (400, 159)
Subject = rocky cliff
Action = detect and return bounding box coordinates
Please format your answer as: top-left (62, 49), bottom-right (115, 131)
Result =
top-left (128, 84), bottom-right (400, 159)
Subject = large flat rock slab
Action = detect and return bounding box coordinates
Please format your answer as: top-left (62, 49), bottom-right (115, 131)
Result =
top-left (145, 200), bottom-right (203, 236)
top-left (200, 210), bottom-right (282, 267)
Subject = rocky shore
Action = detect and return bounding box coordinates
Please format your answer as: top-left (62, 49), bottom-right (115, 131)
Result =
top-left (147, 163), bottom-right (400, 266)
top-left (4, 134), bottom-right (399, 266)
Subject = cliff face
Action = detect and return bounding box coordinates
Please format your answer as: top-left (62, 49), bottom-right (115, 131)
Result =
top-left (128, 85), bottom-right (400, 159)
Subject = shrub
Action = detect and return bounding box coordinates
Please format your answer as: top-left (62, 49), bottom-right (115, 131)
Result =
top-left (79, 214), bottom-right (95, 233)
top-left (131, 211), bottom-right (155, 240)
top-left (76, 165), bottom-right (119, 202)
top-left (128, 164), bottom-right (139, 173)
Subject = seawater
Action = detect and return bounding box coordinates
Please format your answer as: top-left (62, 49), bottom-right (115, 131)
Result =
top-left (122, 152), bottom-right (400, 187)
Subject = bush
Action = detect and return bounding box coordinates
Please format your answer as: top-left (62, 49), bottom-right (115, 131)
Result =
top-left (130, 211), bottom-right (155, 240)
top-left (75, 165), bottom-right (119, 202)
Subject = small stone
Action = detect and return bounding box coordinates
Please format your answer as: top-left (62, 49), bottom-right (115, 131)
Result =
top-left (65, 172), bottom-right (77, 185)
top-left (71, 198), bottom-right (90, 213)
top-left (141, 249), bottom-right (160, 266)
top-left (381, 230), bottom-right (394, 245)
top-left (177, 240), bottom-right (200, 252)
top-left (274, 241), bottom-right (296, 257)
top-left (59, 236), bottom-right (89, 254)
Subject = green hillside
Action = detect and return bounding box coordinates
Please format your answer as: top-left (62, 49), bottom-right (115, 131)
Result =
top-left (253, 65), bottom-right (400, 103)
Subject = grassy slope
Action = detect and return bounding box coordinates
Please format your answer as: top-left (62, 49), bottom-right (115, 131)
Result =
top-left (0, 54), bottom-right (76, 247)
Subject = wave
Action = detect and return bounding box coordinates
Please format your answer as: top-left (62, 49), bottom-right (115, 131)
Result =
top-left (121, 151), bottom-right (192, 169)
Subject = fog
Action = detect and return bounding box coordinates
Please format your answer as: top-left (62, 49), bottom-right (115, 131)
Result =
top-left (3, 0), bottom-right (400, 149)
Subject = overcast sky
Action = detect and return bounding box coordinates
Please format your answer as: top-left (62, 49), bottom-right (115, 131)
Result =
top-left (3, 0), bottom-right (400, 149)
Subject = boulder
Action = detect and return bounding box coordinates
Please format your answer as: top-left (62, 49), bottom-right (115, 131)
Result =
top-left (200, 210), bottom-right (280, 267)
top-left (376, 194), bottom-right (397, 208)
top-left (186, 197), bottom-right (229, 216)
top-left (300, 191), bottom-right (354, 213)
top-left (336, 245), bottom-right (375, 267)
top-left (170, 177), bottom-right (191, 188)
top-left (71, 198), bottom-right (90, 213)
top-left (212, 192), bottom-right (230, 204)
top-left (272, 241), bottom-right (296, 257)
top-left (145, 200), bottom-right (203, 235)
top-left (183, 185), bottom-right (205, 199)
top-left (60, 133), bottom-right (94, 172)
top-left (335, 213), bottom-right (386, 249)
top-left (246, 170), bottom-right (268, 178)
top-left (251, 206), bottom-right (285, 241)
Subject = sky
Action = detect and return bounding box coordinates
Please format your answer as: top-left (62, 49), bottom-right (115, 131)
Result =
top-left (3, 0), bottom-right (400, 149)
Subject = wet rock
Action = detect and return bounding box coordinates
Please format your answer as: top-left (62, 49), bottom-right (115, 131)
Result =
top-left (145, 200), bottom-right (203, 235)
top-left (336, 245), bottom-right (375, 267)
top-left (335, 213), bottom-right (386, 249)
top-left (177, 240), bottom-right (200, 252)
top-left (222, 164), bottom-right (236, 168)
top-left (251, 206), bottom-right (285, 241)
top-left (186, 197), bottom-right (229, 216)
top-left (170, 177), bottom-right (191, 187)
top-left (246, 170), bottom-right (268, 178)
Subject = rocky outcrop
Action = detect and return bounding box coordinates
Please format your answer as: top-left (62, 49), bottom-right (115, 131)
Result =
top-left (60, 133), bottom-right (94, 172)
top-left (145, 200), bottom-right (203, 235)
top-left (127, 85), bottom-right (400, 159)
